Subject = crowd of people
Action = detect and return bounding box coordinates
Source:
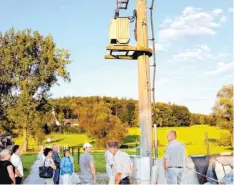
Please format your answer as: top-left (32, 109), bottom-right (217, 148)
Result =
top-left (0, 130), bottom-right (185, 185)
top-left (38, 141), bottom-right (133, 185)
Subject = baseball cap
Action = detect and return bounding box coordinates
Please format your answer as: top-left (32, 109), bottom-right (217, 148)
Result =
top-left (83, 143), bottom-right (92, 149)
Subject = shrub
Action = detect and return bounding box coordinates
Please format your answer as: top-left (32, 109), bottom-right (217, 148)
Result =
top-left (218, 132), bottom-right (232, 146)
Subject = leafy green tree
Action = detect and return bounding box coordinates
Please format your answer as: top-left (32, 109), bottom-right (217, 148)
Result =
top-left (77, 101), bottom-right (127, 147)
top-left (1, 28), bottom-right (71, 151)
top-left (126, 103), bottom-right (136, 127)
top-left (213, 84), bottom-right (233, 133)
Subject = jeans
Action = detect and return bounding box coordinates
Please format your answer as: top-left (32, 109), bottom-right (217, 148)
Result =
top-left (166, 168), bottom-right (183, 184)
top-left (53, 169), bottom-right (60, 184)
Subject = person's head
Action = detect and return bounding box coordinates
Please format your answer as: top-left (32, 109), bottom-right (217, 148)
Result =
top-left (83, 143), bottom-right (92, 153)
top-left (52, 145), bottom-right (59, 152)
top-left (0, 149), bottom-right (11, 161)
top-left (11, 145), bottom-right (21, 155)
top-left (43, 148), bottom-right (53, 157)
top-left (64, 149), bottom-right (71, 157)
top-left (107, 141), bottom-right (119, 155)
top-left (167, 130), bottom-right (177, 142)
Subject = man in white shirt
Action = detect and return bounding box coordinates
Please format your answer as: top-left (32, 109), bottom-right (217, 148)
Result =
top-left (108, 142), bottom-right (133, 184)
top-left (10, 145), bottom-right (23, 184)
top-left (105, 148), bottom-right (115, 184)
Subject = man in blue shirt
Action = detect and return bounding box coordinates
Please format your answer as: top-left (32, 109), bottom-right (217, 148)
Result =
top-left (164, 131), bottom-right (186, 185)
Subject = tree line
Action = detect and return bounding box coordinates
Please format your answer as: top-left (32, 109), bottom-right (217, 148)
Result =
top-left (50, 97), bottom-right (215, 128)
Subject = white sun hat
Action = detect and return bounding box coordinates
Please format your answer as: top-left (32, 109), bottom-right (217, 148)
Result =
top-left (83, 143), bottom-right (92, 149)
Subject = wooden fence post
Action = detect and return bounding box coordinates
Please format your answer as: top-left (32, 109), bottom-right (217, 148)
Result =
top-left (78, 148), bottom-right (80, 164)
top-left (205, 132), bottom-right (210, 156)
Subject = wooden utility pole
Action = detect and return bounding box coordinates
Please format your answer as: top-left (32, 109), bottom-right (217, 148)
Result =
top-left (136, 0), bottom-right (152, 158)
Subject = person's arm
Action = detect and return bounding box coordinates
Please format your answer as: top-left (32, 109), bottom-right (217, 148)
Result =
top-left (130, 159), bottom-right (134, 173)
top-left (50, 164), bottom-right (56, 170)
top-left (60, 158), bottom-right (65, 174)
top-left (15, 168), bottom-right (22, 177)
top-left (115, 173), bottom-right (122, 184)
top-left (164, 146), bottom-right (169, 170)
top-left (164, 158), bottom-right (169, 170)
top-left (88, 155), bottom-right (96, 180)
top-left (90, 163), bottom-right (96, 180)
top-left (114, 156), bottom-right (122, 184)
top-left (183, 145), bottom-right (186, 168)
top-left (7, 165), bottom-right (16, 184)
top-left (50, 159), bottom-right (57, 170)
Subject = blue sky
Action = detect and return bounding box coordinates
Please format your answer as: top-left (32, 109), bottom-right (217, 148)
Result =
top-left (0, 0), bottom-right (233, 114)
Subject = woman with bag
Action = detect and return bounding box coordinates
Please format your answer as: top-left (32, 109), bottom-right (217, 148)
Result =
top-left (41, 148), bottom-right (56, 184)
top-left (60, 149), bottom-right (73, 184)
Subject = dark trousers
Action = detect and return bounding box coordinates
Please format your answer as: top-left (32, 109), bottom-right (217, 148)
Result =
top-left (16, 177), bottom-right (23, 184)
top-left (53, 169), bottom-right (60, 184)
top-left (119, 177), bottom-right (130, 184)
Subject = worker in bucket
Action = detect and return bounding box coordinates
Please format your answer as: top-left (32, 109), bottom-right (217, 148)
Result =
top-left (164, 130), bottom-right (186, 185)
top-left (108, 141), bottom-right (133, 184)
top-left (105, 146), bottom-right (115, 184)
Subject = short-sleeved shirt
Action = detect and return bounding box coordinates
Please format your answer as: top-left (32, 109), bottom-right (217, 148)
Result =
top-left (113, 151), bottom-right (133, 179)
top-left (0, 160), bottom-right (15, 184)
top-left (44, 157), bottom-right (55, 167)
top-left (79, 152), bottom-right (94, 181)
top-left (11, 153), bottom-right (24, 177)
top-left (164, 139), bottom-right (186, 167)
top-left (105, 149), bottom-right (114, 167)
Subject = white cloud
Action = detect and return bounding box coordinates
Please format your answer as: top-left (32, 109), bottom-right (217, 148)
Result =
top-left (159, 7), bottom-right (226, 42)
top-left (157, 78), bottom-right (170, 85)
top-left (211, 9), bottom-right (223, 16)
top-left (169, 45), bottom-right (231, 62)
top-left (228, 7), bottom-right (233, 13)
top-left (220, 74), bottom-right (233, 81)
top-left (155, 43), bottom-right (167, 52)
top-left (155, 42), bottom-right (170, 52)
top-left (169, 45), bottom-right (214, 62)
top-left (219, 16), bottom-right (227, 24)
top-left (204, 62), bottom-right (234, 76)
top-left (217, 52), bottom-right (231, 58)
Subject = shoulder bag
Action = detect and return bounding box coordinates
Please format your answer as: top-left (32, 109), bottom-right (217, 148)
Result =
top-left (39, 158), bottom-right (54, 178)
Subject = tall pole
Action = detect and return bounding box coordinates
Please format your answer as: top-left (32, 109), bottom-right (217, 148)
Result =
top-left (136, 0), bottom-right (152, 158)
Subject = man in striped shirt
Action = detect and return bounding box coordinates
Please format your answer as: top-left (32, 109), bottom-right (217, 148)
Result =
top-left (164, 131), bottom-right (186, 185)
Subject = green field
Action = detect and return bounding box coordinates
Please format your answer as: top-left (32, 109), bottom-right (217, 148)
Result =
top-left (15, 125), bottom-right (232, 156)
top-left (17, 125), bottom-right (232, 178)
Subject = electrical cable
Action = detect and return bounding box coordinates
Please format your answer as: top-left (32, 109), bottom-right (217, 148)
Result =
top-left (149, 0), bottom-right (158, 158)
